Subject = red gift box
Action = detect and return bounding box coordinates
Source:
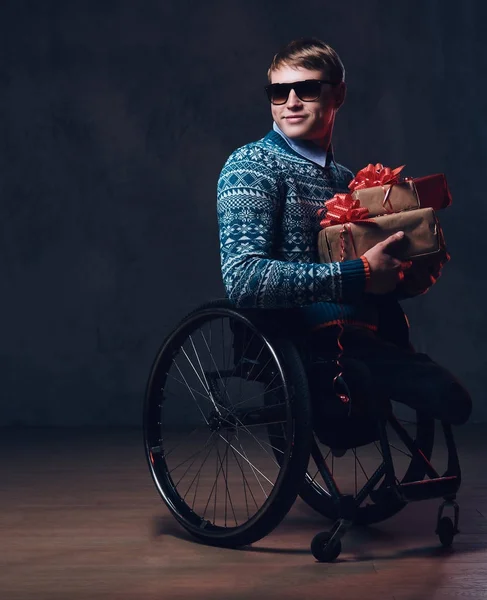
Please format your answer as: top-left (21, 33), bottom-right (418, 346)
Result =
top-left (412, 174), bottom-right (452, 210)
top-left (347, 164), bottom-right (452, 218)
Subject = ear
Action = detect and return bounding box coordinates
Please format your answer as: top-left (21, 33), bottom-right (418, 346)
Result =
top-left (334, 82), bottom-right (346, 110)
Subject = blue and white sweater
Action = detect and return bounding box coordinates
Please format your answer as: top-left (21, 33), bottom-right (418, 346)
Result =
top-left (217, 125), bottom-right (382, 331)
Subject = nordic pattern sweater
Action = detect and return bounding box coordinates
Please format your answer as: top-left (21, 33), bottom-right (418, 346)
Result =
top-left (216, 129), bottom-right (381, 332)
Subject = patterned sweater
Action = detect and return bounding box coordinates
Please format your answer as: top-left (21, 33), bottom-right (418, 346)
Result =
top-left (217, 128), bottom-right (382, 332)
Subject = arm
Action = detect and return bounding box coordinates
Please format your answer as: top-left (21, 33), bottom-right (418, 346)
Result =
top-left (217, 149), bottom-right (367, 309)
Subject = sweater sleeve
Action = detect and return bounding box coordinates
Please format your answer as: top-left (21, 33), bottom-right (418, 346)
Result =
top-left (217, 148), bottom-right (367, 309)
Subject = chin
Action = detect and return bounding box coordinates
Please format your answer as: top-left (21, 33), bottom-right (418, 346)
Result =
top-left (281, 125), bottom-right (312, 140)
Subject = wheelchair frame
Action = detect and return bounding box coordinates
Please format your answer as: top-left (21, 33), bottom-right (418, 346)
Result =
top-left (144, 299), bottom-right (462, 561)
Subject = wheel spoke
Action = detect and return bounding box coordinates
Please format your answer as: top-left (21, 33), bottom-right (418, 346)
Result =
top-left (230, 329), bottom-right (261, 380)
top-left (166, 376), bottom-right (213, 403)
top-left (172, 360), bottom-right (209, 424)
top-left (389, 443), bottom-right (413, 459)
top-left (299, 409), bottom-right (432, 526)
top-left (213, 437), bottom-right (219, 524)
top-left (184, 338), bottom-right (220, 414)
top-left (201, 433), bottom-right (235, 523)
top-left (229, 383), bottom-right (285, 411)
top-left (374, 441), bottom-right (383, 458)
top-left (169, 432), bottom-right (216, 477)
top-left (199, 329), bottom-right (233, 408)
top-left (231, 431), bottom-right (260, 513)
top-left (191, 469), bottom-right (202, 511)
top-left (160, 424), bottom-right (207, 461)
top-left (175, 433), bottom-right (218, 490)
top-left (230, 419), bottom-right (284, 465)
top-left (228, 408), bottom-right (286, 464)
top-left (220, 434), bottom-right (273, 494)
top-left (145, 311), bottom-right (303, 541)
top-left (352, 448), bottom-right (370, 482)
top-left (215, 431), bottom-right (238, 527)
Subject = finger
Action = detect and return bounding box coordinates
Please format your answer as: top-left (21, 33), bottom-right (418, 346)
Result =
top-left (398, 270), bottom-right (405, 282)
top-left (380, 231), bottom-right (405, 249)
top-left (400, 260), bottom-right (413, 270)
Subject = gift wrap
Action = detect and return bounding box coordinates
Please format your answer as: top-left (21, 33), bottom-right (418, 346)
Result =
top-left (351, 174), bottom-right (452, 218)
top-left (318, 207), bottom-right (443, 263)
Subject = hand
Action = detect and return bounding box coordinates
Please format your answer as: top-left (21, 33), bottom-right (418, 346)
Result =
top-left (363, 231), bottom-right (412, 294)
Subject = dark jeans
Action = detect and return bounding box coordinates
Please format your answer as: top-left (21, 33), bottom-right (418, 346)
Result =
top-left (301, 325), bottom-right (472, 426)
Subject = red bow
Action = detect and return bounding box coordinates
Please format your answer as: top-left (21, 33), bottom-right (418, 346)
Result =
top-left (319, 193), bottom-right (369, 228)
top-left (348, 163), bottom-right (405, 192)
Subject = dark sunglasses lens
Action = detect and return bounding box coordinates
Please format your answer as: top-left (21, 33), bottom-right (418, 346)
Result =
top-left (295, 81), bottom-right (322, 101)
top-left (266, 81), bottom-right (323, 104)
top-left (267, 84), bottom-right (291, 105)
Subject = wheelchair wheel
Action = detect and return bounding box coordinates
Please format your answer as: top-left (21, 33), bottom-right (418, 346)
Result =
top-left (299, 406), bottom-right (435, 525)
top-left (311, 531), bottom-right (342, 562)
top-left (144, 300), bottom-right (312, 548)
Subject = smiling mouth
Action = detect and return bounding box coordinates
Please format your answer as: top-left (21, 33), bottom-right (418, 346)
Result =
top-left (285, 115), bottom-right (306, 120)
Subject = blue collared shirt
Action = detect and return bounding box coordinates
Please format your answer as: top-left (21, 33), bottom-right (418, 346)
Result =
top-left (272, 121), bottom-right (335, 168)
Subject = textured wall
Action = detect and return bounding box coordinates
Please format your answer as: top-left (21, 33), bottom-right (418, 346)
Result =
top-left (0, 0), bottom-right (485, 426)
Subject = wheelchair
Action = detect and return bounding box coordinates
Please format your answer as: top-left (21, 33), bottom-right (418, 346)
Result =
top-left (143, 298), bottom-right (462, 562)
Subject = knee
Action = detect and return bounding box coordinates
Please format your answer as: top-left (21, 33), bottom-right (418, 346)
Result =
top-left (443, 381), bottom-right (472, 425)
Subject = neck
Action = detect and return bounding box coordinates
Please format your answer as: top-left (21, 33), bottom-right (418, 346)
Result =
top-left (309, 122), bottom-right (334, 150)
top-left (311, 135), bottom-right (331, 150)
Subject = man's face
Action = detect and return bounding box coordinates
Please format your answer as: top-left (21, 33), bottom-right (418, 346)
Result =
top-left (269, 65), bottom-right (345, 144)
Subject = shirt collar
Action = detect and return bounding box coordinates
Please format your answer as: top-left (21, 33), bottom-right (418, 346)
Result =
top-left (272, 121), bottom-right (335, 168)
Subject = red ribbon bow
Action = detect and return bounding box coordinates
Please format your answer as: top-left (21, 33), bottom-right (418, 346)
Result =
top-left (348, 163), bottom-right (405, 192)
top-left (319, 193), bottom-right (369, 228)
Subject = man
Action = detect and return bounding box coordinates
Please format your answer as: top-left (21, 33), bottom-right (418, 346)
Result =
top-left (217, 38), bottom-right (471, 426)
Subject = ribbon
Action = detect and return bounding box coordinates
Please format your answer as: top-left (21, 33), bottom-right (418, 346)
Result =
top-left (318, 191), bottom-right (374, 410)
top-left (319, 162), bottom-right (405, 412)
top-left (319, 193), bottom-right (369, 228)
top-left (348, 163), bottom-right (405, 192)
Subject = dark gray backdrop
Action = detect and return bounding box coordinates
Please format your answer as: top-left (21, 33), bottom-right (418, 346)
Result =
top-left (1, 0), bottom-right (486, 426)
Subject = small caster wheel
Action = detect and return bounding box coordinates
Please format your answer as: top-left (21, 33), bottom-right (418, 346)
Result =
top-left (311, 531), bottom-right (342, 562)
top-left (437, 516), bottom-right (455, 547)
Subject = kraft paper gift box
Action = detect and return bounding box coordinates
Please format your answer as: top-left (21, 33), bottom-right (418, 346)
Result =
top-left (318, 207), bottom-right (443, 263)
top-left (350, 174), bottom-right (452, 218)
top-left (396, 226), bottom-right (450, 297)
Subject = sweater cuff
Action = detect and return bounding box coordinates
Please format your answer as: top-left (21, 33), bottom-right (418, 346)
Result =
top-left (337, 257), bottom-right (368, 301)
top-left (360, 255), bottom-right (371, 291)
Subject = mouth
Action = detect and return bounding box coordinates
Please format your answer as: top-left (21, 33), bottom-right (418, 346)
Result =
top-left (284, 115), bottom-right (306, 122)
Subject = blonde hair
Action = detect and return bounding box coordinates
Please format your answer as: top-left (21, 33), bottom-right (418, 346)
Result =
top-left (267, 38), bottom-right (345, 83)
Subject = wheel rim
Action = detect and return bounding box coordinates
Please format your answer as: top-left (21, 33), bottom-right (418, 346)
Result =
top-left (144, 310), bottom-right (300, 539)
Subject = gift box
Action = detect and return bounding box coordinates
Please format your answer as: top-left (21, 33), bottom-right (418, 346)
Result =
top-left (396, 227), bottom-right (450, 298)
top-left (351, 174), bottom-right (452, 218)
top-left (318, 207), bottom-right (443, 263)
top-left (397, 252), bottom-right (449, 298)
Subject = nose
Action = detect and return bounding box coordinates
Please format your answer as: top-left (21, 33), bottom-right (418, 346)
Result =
top-left (286, 89), bottom-right (302, 108)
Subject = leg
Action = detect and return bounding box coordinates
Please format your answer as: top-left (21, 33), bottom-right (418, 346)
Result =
top-left (307, 325), bottom-right (472, 426)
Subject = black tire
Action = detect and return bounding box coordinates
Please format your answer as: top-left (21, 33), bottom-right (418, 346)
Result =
top-left (299, 411), bottom-right (435, 526)
top-left (143, 300), bottom-right (312, 548)
top-left (437, 517), bottom-right (455, 547)
top-left (311, 531), bottom-right (342, 562)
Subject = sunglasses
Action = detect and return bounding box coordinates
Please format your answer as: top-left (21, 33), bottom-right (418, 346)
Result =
top-left (265, 79), bottom-right (337, 105)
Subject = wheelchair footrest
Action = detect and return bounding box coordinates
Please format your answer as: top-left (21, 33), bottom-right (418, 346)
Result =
top-left (398, 476), bottom-right (460, 501)
top-left (373, 476), bottom-right (460, 504)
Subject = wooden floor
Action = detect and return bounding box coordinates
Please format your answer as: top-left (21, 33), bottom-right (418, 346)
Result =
top-left (2, 425), bottom-right (487, 600)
